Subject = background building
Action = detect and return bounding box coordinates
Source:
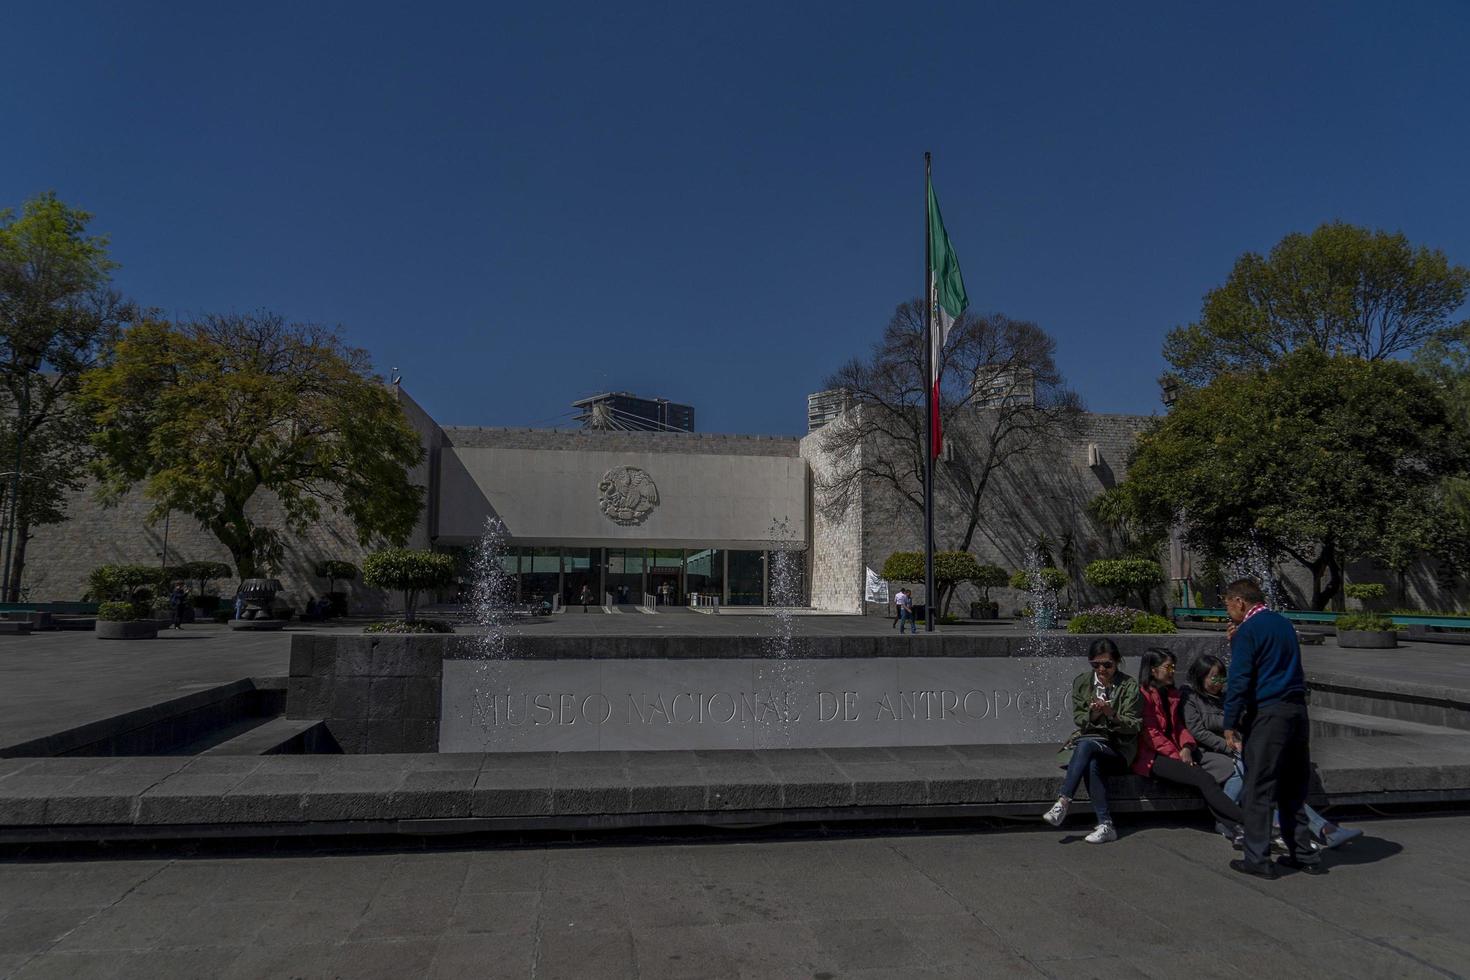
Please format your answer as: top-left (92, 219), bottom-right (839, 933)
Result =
top-left (573, 392), bottom-right (695, 432)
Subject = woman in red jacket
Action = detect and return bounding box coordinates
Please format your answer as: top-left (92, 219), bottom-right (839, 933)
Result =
top-left (1135, 648), bottom-right (1245, 841)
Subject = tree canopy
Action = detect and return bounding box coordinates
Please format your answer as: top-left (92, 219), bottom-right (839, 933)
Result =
top-left (1110, 348), bottom-right (1461, 609)
top-left (0, 192), bottom-right (134, 598)
top-left (1164, 222), bottom-right (1470, 388)
top-left (361, 548), bottom-right (456, 621)
top-left (81, 312), bottom-right (425, 579)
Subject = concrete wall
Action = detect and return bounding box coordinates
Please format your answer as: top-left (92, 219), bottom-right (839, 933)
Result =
top-left (811, 410), bottom-right (1158, 617)
top-left (435, 429), bottom-right (808, 548)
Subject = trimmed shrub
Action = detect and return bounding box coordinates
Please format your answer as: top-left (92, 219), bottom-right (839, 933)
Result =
top-left (364, 618), bottom-right (454, 634)
top-left (1337, 611), bottom-right (1393, 632)
top-left (1066, 605), bottom-right (1138, 634)
top-left (315, 559), bottom-right (360, 591)
top-left (361, 549), bottom-right (457, 621)
top-left (1067, 605), bottom-right (1178, 635)
top-left (1132, 613), bottom-right (1178, 635)
top-left (97, 601), bottom-right (138, 622)
top-left (1344, 583), bottom-right (1387, 610)
top-left (86, 564), bottom-right (160, 602)
top-left (179, 560), bottom-right (233, 598)
top-left (1009, 567), bottom-right (1069, 593)
top-left (1084, 558), bottom-right (1165, 609)
top-left (973, 564), bottom-right (1008, 600)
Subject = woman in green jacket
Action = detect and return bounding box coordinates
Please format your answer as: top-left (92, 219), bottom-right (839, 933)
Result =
top-left (1042, 638), bottom-right (1142, 843)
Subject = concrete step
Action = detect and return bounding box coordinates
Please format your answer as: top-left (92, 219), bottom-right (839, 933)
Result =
top-left (1312, 707), bottom-right (1470, 739)
top-left (2, 735), bottom-right (1468, 842)
top-left (198, 717), bottom-right (327, 756)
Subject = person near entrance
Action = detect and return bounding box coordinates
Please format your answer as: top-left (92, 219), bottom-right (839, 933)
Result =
top-left (579, 584), bottom-right (594, 611)
top-left (895, 588), bottom-right (916, 634)
top-left (1222, 578), bottom-right (1322, 879)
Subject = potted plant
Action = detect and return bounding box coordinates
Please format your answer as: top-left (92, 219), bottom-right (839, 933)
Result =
top-left (1344, 582), bottom-right (1387, 611)
top-left (1335, 611), bottom-right (1397, 649)
top-left (968, 564), bottom-right (1008, 620)
top-left (95, 600), bottom-right (159, 640)
top-left (315, 559), bottom-right (359, 617)
top-left (1010, 567), bottom-right (1068, 629)
top-left (181, 560), bottom-right (233, 617)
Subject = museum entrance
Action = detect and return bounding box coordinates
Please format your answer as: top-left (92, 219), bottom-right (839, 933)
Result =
top-left (487, 545), bottom-right (806, 607)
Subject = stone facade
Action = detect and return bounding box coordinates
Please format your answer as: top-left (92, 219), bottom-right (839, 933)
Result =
top-left (804, 408), bottom-right (1157, 616)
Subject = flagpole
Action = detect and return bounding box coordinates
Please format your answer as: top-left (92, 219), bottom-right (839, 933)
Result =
top-left (923, 152), bottom-right (936, 634)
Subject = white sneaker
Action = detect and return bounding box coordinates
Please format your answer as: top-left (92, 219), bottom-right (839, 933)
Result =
top-left (1042, 797), bottom-right (1070, 827)
top-left (1085, 822), bottom-right (1117, 844)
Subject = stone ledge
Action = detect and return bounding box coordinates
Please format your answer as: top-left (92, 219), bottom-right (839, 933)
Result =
top-left (1, 735), bottom-right (1467, 841)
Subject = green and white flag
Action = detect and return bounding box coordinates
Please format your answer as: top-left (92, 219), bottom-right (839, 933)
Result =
top-left (927, 178), bottom-right (970, 458)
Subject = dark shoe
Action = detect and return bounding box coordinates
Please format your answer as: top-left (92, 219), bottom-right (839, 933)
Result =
top-left (1230, 859), bottom-right (1278, 880)
top-left (1275, 856), bottom-right (1325, 876)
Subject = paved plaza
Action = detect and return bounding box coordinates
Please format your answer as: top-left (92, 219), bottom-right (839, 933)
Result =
top-left (0, 814), bottom-right (1466, 979)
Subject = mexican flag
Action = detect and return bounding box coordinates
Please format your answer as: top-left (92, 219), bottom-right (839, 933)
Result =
top-left (927, 178), bottom-right (969, 459)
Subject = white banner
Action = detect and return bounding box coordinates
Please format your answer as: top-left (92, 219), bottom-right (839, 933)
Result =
top-left (864, 567), bottom-right (890, 603)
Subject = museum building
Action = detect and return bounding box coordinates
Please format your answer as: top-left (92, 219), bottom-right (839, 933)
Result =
top-left (27, 387), bottom-right (1154, 614)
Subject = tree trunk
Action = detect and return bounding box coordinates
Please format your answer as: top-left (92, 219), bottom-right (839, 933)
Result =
top-left (4, 521), bottom-right (28, 603)
top-left (1307, 539), bottom-right (1342, 610)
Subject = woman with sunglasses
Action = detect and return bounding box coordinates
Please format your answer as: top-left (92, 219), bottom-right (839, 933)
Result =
top-left (1042, 638), bottom-right (1141, 843)
top-left (1183, 653), bottom-right (1362, 849)
top-left (1134, 648), bottom-right (1246, 842)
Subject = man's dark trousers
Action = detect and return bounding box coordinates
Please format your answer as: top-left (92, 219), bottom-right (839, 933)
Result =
top-left (1242, 696), bottom-right (1318, 868)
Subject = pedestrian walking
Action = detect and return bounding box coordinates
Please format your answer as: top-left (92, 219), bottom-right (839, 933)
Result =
top-left (579, 584), bottom-right (594, 612)
top-left (233, 590), bottom-right (245, 620)
top-left (895, 588), bottom-right (916, 634)
top-left (168, 581), bottom-right (188, 630)
top-left (1222, 579), bottom-right (1322, 879)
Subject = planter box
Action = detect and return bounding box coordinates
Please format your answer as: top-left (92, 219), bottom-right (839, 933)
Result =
top-left (96, 620), bottom-right (159, 640)
top-left (1336, 629), bottom-right (1396, 649)
top-left (969, 601), bottom-right (999, 620)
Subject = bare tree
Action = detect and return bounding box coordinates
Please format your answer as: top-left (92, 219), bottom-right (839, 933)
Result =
top-left (816, 300), bottom-right (1083, 562)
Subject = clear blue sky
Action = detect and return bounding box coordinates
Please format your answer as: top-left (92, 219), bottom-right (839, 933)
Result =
top-left (6, 1), bottom-right (1469, 434)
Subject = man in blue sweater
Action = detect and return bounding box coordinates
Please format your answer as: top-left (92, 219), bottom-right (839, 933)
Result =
top-left (1222, 578), bottom-right (1322, 879)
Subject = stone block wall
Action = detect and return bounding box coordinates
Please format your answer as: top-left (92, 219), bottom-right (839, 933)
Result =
top-left (286, 634), bottom-right (450, 753)
top-left (800, 427), bottom-right (865, 613)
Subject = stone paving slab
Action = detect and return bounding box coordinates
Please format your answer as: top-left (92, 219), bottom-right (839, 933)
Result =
top-left (1, 735), bottom-right (1467, 840)
top-left (1, 815), bottom-right (1468, 978)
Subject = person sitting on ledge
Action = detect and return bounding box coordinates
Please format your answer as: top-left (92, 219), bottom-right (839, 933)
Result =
top-left (1042, 638), bottom-right (1141, 844)
top-left (1183, 654), bottom-right (1361, 850)
top-left (1134, 647), bottom-right (1245, 844)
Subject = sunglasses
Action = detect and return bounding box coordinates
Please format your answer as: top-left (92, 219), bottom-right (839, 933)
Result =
top-left (1089, 660), bottom-right (1116, 669)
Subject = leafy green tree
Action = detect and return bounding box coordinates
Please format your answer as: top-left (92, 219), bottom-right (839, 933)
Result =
top-left (972, 564), bottom-right (1008, 602)
top-left (1083, 558), bottom-right (1166, 611)
top-left (1111, 349), bottom-right (1460, 609)
top-left (81, 312), bottom-right (424, 579)
top-left (361, 548), bottom-right (456, 621)
top-left (1343, 582), bottom-right (1387, 610)
top-left (1008, 567), bottom-right (1068, 593)
top-left (880, 549), bottom-right (988, 615)
top-left (180, 560), bottom-right (233, 598)
top-left (314, 559), bottom-right (359, 593)
top-left (0, 193), bottom-right (135, 598)
top-left (1164, 222), bottom-right (1470, 388)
